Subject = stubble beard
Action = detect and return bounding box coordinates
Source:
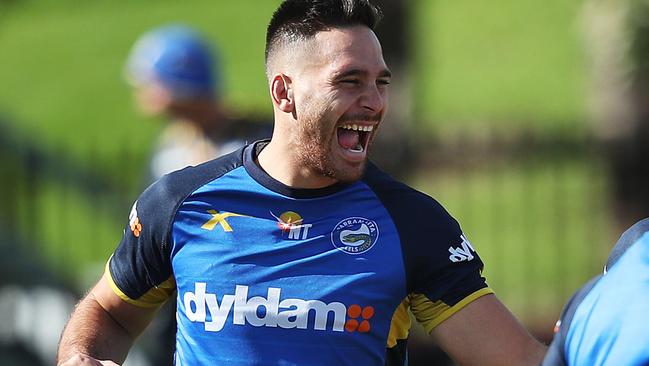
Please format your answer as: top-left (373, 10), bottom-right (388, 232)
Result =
top-left (292, 113), bottom-right (366, 184)
top-left (292, 113), bottom-right (337, 180)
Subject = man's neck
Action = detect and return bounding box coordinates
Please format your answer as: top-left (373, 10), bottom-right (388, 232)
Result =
top-left (257, 140), bottom-right (338, 189)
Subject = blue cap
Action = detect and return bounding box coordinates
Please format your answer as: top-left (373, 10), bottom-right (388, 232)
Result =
top-left (125, 24), bottom-right (219, 99)
top-left (605, 217), bottom-right (649, 272)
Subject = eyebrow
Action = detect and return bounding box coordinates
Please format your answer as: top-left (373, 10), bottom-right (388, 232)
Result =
top-left (379, 69), bottom-right (392, 79)
top-left (333, 68), bottom-right (392, 80)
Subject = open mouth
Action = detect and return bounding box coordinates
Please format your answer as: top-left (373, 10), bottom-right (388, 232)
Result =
top-left (337, 123), bottom-right (374, 153)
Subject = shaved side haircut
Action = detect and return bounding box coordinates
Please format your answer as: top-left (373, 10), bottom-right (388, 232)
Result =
top-left (264, 0), bottom-right (382, 77)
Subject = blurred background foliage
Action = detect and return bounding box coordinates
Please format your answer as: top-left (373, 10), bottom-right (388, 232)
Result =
top-left (2, 0), bottom-right (647, 364)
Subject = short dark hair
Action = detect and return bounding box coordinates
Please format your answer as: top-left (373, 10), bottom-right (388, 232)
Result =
top-left (265, 0), bottom-right (382, 62)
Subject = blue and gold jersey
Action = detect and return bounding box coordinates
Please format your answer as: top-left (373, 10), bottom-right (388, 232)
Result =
top-left (108, 141), bottom-right (493, 365)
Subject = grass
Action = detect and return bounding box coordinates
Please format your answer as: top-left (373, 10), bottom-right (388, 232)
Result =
top-left (413, 0), bottom-right (589, 137)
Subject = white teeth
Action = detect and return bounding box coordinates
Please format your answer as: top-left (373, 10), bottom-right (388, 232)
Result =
top-left (350, 144), bottom-right (364, 152)
top-left (340, 124), bottom-right (374, 132)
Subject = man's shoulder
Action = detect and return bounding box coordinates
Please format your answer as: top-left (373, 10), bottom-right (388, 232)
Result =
top-left (362, 162), bottom-right (460, 244)
top-left (362, 162), bottom-right (449, 215)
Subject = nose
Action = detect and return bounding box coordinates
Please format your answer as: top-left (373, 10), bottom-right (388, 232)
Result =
top-left (360, 83), bottom-right (386, 113)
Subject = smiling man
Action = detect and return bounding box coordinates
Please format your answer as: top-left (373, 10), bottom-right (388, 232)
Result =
top-left (259, 22), bottom-right (391, 187)
top-left (57, 1), bottom-right (546, 365)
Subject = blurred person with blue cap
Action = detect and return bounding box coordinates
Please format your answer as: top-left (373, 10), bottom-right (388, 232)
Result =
top-left (125, 24), bottom-right (269, 180)
top-left (542, 217), bottom-right (649, 366)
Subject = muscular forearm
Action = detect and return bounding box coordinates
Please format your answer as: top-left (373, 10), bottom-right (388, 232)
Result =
top-left (431, 294), bottom-right (548, 366)
top-left (478, 330), bottom-right (547, 366)
top-left (57, 293), bottom-right (135, 365)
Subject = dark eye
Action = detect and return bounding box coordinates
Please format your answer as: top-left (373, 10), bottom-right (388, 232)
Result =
top-left (340, 79), bottom-right (361, 85)
top-left (377, 79), bottom-right (391, 86)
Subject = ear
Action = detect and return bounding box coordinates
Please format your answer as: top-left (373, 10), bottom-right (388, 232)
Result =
top-left (271, 74), bottom-right (294, 113)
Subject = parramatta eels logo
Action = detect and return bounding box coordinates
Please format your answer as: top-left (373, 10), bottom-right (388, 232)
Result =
top-left (331, 217), bottom-right (379, 255)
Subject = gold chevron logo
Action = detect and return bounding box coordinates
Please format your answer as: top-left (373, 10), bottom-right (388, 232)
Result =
top-left (201, 210), bottom-right (249, 232)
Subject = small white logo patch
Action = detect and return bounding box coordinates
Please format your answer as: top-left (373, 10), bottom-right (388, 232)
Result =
top-left (448, 234), bottom-right (476, 262)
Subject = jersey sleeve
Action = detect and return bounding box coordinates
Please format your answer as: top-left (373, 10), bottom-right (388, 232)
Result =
top-left (363, 164), bottom-right (493, 332)
top-left (405, 202), bottom-right (493, 332)
top-left (107, 178), bottom-right (178, 308)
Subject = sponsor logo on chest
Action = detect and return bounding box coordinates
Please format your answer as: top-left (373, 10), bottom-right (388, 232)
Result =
top-left (272, 211), bottom-right (313, 240)
top-left (183, 283), bottom-right (374, 334)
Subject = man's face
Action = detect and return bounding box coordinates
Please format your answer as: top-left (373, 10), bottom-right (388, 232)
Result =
top-left (289, 26), bottom-right (391, 183)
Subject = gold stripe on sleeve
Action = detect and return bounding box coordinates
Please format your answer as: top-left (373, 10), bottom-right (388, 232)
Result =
top-left (386, 297), bottom-right (412, 348)
top-left (410, 287), bottom-right (494, 334)
top-left (105, 259), bottom-right (176, 308)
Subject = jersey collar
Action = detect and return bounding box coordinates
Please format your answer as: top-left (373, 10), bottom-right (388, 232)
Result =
top-left (243, 140), bottom-right (353, 199)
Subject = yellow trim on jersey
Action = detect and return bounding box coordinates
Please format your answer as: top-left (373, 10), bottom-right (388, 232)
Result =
top-left (411, 287), bottom-right (494, 334)
top-left (386, 297), bottom-right (412, 348)
top-left (105, 259), bottom-right (176, 308)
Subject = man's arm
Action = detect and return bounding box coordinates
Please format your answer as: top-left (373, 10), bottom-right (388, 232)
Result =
top-left (431, 293), bottom-right (547, 366)
top-left (57, 273), bottom-right (159, 366)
